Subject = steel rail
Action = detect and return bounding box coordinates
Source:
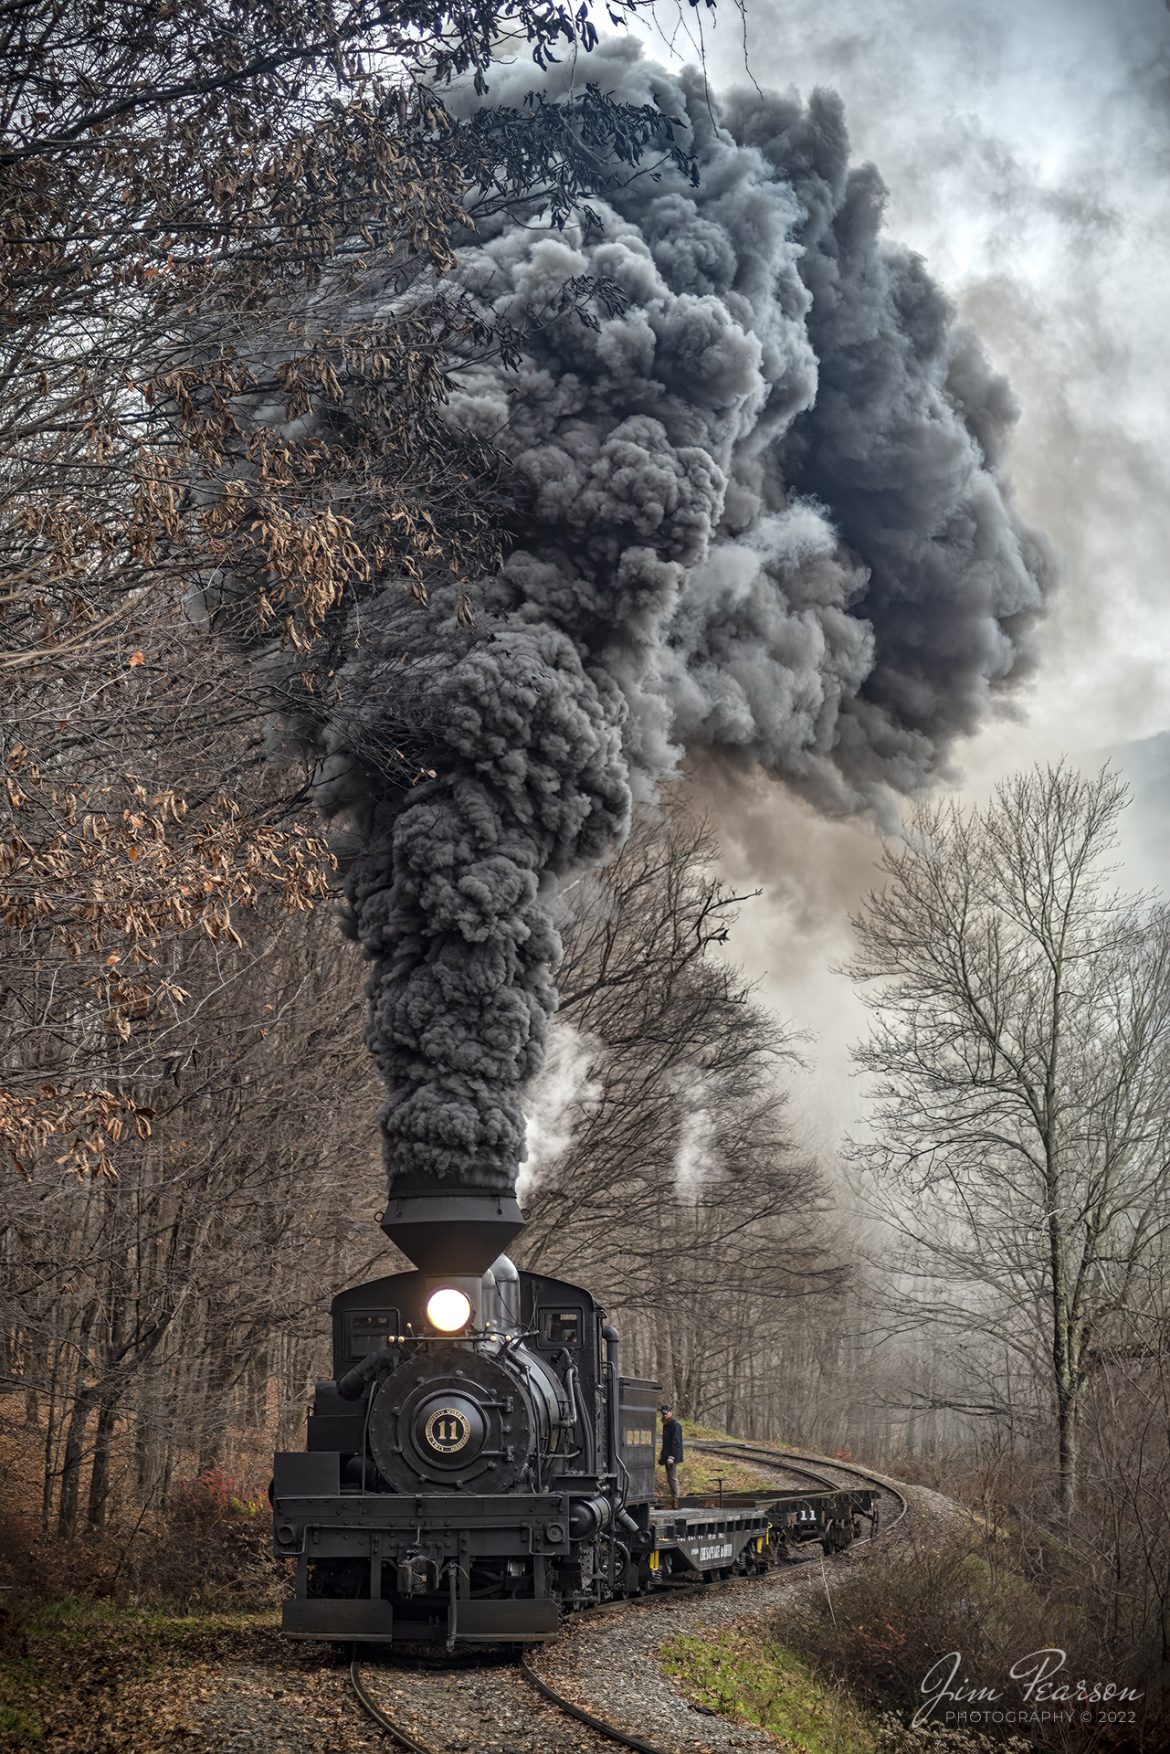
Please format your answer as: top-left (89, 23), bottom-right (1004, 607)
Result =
top-left (349, 1657), bottom-right (442, 1754)
top-left (692, 1438), bottom-right (909, 1532)
top-left (351, 1650), bottom-right (677, 1754)
top-left (699, 1452), bottom-right (847, 1495)
top-left (347, 1448), bottom-right (910, 1750)
top-left (518, 1651), bottom-right (676, 1754)
top-left (513, 1452), bottom-right (909, 1750)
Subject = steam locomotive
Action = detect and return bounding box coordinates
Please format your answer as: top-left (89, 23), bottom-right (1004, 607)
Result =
top-left (272, 1189), bottom-right (871, 1646)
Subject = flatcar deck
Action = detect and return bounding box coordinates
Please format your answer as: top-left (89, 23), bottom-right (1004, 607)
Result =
top-left (649, 1479), bottom-right (878, 1575)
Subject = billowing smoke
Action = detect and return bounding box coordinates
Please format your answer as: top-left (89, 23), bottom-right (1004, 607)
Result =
top-left (304, 41), bottom-right (1052, 1200)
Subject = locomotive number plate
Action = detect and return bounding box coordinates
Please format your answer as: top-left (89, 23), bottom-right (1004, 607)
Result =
top-left (424, 1407), bottom-right (471, 1453)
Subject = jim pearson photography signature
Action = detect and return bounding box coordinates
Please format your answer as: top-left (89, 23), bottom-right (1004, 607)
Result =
top-left (914, 1650), bottom-right (1145, 1728)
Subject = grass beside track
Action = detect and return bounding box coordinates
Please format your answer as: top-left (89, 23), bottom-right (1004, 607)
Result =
top-left (662, 1627), bottom-right (874, 1754)
top-left (0, 1597), bottom-right (278, 1750)
top-left (673, 1424), bottom-right (800, 1497)
top-left (0, 1429), bottom-right (855, 1749)
top-left (677, 1449), bottom-right (782, 1497)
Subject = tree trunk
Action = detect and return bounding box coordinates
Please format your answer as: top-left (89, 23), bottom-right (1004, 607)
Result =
top-left (57, 1387), bottom-right (97, 1539)
top-left (40, 1345), bottom-right (63, 1532)
top-left (54, 1302), bottom-right (98, 1538)
top-left (86, 1384), bottom-right (123, 1532)
top-left (1057, 1385), bottom-right (1079, 1521)
top-left (198, 1346), bottom-right (236, 1477)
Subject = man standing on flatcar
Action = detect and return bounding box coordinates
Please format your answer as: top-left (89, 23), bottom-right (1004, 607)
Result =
top-left (659, 1403), bottom-right (683, 1507)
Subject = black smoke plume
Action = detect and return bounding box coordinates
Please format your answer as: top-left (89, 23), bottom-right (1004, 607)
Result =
top-left (286, 43), bottom-right (1053, 1199)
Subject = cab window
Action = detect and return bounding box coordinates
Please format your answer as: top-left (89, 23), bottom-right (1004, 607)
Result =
top-left (542, 1309), bottom-right (580, 1346)
top-left (347, 1310), bottom-right (398, 1355)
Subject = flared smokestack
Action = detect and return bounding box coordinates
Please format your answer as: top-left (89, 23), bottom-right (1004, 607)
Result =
top-left (381, 1186), bottom-right (524, 1275)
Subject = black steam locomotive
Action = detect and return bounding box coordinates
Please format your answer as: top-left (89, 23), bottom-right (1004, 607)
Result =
top-left (272, 1189), bottom-right (871, 1646)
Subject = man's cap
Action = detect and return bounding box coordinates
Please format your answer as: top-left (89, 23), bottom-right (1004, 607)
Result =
top-left (660, 1402), bottom-right (673, 1412)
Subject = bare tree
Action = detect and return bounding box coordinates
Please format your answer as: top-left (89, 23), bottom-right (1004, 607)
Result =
top-left (518, 797), bottom-right (849, 1437)
top-left (847, 762), bottom-right (1170, 1518)
top-left (0, 0), bottom-right (711, 1537)
top-left (1078, 1263), bottom-right (1170, 1686)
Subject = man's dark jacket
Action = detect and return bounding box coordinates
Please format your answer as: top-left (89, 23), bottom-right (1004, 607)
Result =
top-left (659, 1416), bottom-right (684, 1463)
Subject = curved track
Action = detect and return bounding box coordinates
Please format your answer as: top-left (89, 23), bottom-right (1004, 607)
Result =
top-left (698, 1449), bottom-right (851, 1495)
top-left (349, 1652), bottom-right (678, 1754)
top-left (348, 1446), bottom-right (909, 1749)
top-left (349, 1657), bottom-right (437, 1753)
top-left (518, 1652), bottom-right (675, 1754)
top-left (691, 1437), bottom-right (909, 1534)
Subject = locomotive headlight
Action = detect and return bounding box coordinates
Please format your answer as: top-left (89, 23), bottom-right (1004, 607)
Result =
top-left (425, 1287), bottom-right (472, 1333)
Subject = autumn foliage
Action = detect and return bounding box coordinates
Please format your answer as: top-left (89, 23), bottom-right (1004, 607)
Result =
top-left (0, 0), bottom-right (698, 1547)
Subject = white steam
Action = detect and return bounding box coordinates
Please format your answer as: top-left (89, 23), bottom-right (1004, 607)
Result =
top-left (673, 1074), bottom-right (722, 1201)
top-left (518, 1021), bottom-right (604, 1200)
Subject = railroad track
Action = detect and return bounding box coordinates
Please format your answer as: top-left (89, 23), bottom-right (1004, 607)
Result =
top-left (350, 1658), bottom-right (435, 1754)
top-left (694, 1447), bottom-right (850, 1496)
top-left (348, 1446), bottom-right (909, 1749)
top-left (518, 1652), bottom-right (676, 1754)
top-left (349, 1651), bottom-right (678, 1754)
top-left (691, 1437), bottom-right (909, 1534)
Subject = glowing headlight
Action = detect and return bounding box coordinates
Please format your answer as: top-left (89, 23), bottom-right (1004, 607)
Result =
top-left (425, 1287), bottom-right (472, 1333)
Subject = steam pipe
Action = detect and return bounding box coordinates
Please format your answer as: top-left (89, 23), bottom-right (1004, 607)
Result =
top-left (480, 1264), bottom-right (499, 1329)
top-left (566, 1363), bottom-right (596, 1475)
top-left (337, 1351), bottom-right (388, 1401)
top-left (602, 1323), bottom-right (622, 1495)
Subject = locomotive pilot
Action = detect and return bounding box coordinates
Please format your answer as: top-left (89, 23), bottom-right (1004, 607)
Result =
top-left (659, 1403), bottom-right (684, 1507)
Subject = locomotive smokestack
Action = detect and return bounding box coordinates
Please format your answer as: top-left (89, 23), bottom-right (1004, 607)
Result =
top-left (381, 1186), bottom-right (524, 1275)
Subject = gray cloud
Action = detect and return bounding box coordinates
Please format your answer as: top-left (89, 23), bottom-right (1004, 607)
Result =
top-left (666, 1), bottom-right (1170, 1143)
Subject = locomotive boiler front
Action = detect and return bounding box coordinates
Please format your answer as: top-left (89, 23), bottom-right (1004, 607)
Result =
top-left (366, 1334), bottom-right (569, 1494)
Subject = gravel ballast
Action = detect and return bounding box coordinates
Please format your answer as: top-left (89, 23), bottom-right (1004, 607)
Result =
top-left (54, 1473), bottom-right (962, 1752)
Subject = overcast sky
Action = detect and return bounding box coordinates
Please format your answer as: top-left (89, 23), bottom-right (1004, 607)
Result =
top-left (630, 0), bottom-right (1170, 1145)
